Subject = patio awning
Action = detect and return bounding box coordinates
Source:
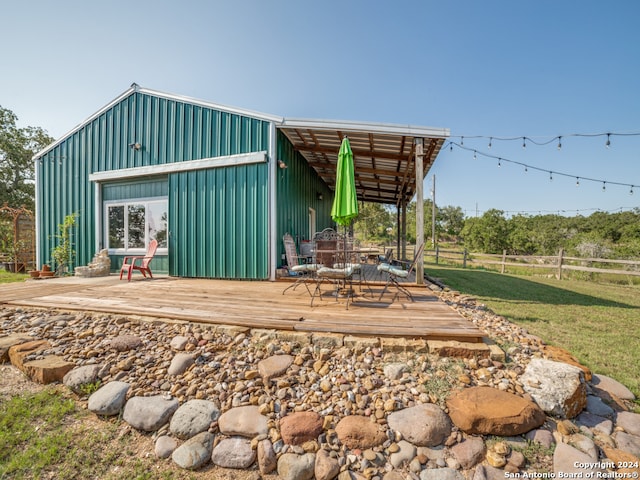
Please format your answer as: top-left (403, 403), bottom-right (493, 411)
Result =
top-left (278, 118), bottom-right (449, 206)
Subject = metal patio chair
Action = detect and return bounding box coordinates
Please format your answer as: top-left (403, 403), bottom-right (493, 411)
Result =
top-left (282, 233), bottom-right (318, 296)
top-left (377, 242), bottom-right (425, 302)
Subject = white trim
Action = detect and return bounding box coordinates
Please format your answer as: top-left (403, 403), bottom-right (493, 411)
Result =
top-left (268, 123), bottom-right (278, 281)
top-left (89, 151), bottom-right (267, 183)
top-left (95, 182), bottom-right (102, 253)
top-left (279, 117), bottom-right (450, 138)
top-left (137, 87), bottom-right (283, 124)
top-left (33, 85), bottom-right (283, 160)
top-left (35, 160), bottom-right (41, 269)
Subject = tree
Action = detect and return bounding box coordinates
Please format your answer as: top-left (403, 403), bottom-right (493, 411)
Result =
top-left (0, 106), bottom-right (53, 210)
top-left (352, 202), bottom-right (395, 244)
top-left (460, 209), bottom-right (509, 253)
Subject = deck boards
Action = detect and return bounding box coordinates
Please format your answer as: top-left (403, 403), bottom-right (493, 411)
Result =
top-left (0, 276), bottom-right (484, 342)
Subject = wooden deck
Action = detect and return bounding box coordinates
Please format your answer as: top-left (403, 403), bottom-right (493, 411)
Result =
top-left (0, 275), bottom-right (484, 342)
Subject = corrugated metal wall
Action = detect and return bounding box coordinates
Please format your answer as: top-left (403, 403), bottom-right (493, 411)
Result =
top-left (276, 131), bottom-right (333, 265)
top-left (169, 164), bottom-right (268, 279)
top-left (36, 91), bottom-right (270, 277)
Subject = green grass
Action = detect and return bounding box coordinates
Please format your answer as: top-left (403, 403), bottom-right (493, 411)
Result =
top-left (426, 265), bottom-right (640, 400)
top-left (0, 270), bottom-right (28, 284)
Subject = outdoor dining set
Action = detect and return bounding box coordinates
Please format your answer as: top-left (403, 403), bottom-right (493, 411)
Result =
top-left (282, 228), bottom-right (424, 309)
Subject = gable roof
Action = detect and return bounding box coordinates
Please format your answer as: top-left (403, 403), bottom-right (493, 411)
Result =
top-left (34, 85), bottom-right (449, 206)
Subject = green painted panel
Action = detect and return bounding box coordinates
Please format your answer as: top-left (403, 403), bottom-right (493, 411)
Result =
top-left (276, 131), bottom-right (333, 266)
top-left (169, 163), bottom-right (269, 279)
top-left (102, 177), bottom-right (168, 201)
top-left (36, 90), bottom-right (271, 274)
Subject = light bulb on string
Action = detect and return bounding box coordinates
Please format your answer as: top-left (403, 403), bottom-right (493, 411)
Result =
top-left (524, 166), bottom-right (528, 173)
top-left (488, 137), bottom-right (492, 149)
top-left (557, 136), bottom-right (562, 150)
top-left (606, 133), bottom-right (611, 148)
top-left (602, 182), bottom-right (606, 192)
top-left (473, 150), bottom-right (477, 160)
top-left (522, 137), bottom-right (527, 149)
top-left (498, 158), bottom-right (502, 167)
top-left (576, 177), bottom-right (580, 187)
top-left (461, 136), bottom-right (464, 146)
top-left (630, 186), bottom-right (635, 195)
top-left (450, 143), bottom-right (453, 152)
top-left (549, 171), bottom-right (553, 182)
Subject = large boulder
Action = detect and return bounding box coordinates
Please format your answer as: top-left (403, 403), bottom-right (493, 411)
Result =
top-left (123, 394), bottom-right (179, 431)
top-left (217, 405), bottom-right (268, 437)
top-left (447, 386), bottom-right (545, 435)
top-left (521, 358), bottom-right (587, 418)
top-left (280, 411), bottom-right (324, 445)
top-left (169, 399), bottom-right (220, 439)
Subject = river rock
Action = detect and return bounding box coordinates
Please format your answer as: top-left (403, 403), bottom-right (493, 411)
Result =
top-left (87, 381), bottom-right (130, 416)
top-left (617, 411), bottom-right (640, 437)
top-left (211, 437), bottom-right (256, 469)
top-left (63, 364), bottom-right (101, 393)
top-left (447, 386), bottom-right (545, 435)
top-left (170, 335), bottom-right (190, 351)
top-left (449, 435), bottom-right (486, 469)
top-left (280, 411), bottom-right (323, 445)
top-left (218, 405), bottom-right (269, 437)
top-left (277, 452), bottom-right (316, 480)
top-left (169, 399), bottom-right (220, 439)
top-left (383, 363), bottom-right (407, 381)
top-left (420, 467), bottom-right (464, 480)
top-left (576, 412), bottom-right (613, 435)
top-left (586, 395), bottom-right (615, 418)
top-left (258, 354), bottom-right (293, 380)
top-left (592, 374), bottom-right (636, 401)
top-left (553, 442), bottom-right (604, 476)
top-left (387, 404), bottom-right (451, 447)
top-left (172, 431), bottom-right (214, 470)
top-left (336, 415), bottom-right (387, 449)
top-left (167, 353), bottom-right (195, 376)
top-left (614, 431), bottom-right (640, 457)
top-left (108, 335), bottom-right (142, 352)
top-left (258, 439), bottom-right (277, 475)
top-left (520, 359), bottom-right (587, 418)
top-left (155, 435), bottom-right (178, 459)
top-left (123, 394), bottom-right (180, 431)
top-left (315, 448), bottom-right (339, 480)
top-left (389, 440), bottom-right (417, 468)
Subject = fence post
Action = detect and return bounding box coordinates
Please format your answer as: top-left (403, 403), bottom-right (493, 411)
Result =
top-left (557, 248), bottom-right (564, 280)
top-left (435, 245), bottom-right (440, 265)
top-left (501, 249), bottom-right (507, 274)
top-left (463, 249), bottom-right (467, 268)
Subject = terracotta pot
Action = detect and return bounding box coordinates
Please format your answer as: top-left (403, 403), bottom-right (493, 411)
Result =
top-left (39, 271), bottom-right (55, 278)
top-left (42, 264), bottom-right (51, 272)
top-left (29, 270), bottom-right (41, 278)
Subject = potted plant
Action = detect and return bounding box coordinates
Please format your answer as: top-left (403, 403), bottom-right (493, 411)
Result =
top-left (51, 213), bottom-right (78, 276)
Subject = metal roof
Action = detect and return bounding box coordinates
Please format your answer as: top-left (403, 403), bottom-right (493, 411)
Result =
top-left (33, 84), bottom-right (450, 206)
top-left (277, 118), bottom-right (449, 206)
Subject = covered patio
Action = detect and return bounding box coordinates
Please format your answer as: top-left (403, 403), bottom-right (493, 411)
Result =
top-left (0, 275), bottom-right (484, 342)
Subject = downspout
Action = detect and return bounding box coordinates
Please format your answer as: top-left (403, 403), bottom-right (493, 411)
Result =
top-left (268, 122), bottom-right (278, 281)
top-left (34, 158), bottom-right (41, 269)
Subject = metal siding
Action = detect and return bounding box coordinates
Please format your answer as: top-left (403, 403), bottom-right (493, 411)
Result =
top-left (276, 131), bottom-right (333, 264)
top-left (37, 91), bottom-right (271, 277)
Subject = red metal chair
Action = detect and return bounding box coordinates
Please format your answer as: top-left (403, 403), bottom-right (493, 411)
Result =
top-left (119, 239), bottom-right (158, 281)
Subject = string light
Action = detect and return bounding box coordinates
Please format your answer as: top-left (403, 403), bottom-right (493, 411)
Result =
top-left (449, 130), bottom-right (640, 147)
top-left (473, 150), bottom-right (477, 160)
top-left (446, 141), bottom-right (639, 193)
top-left (463, 205), bottom-right (639, 217)
top-left (630, 186), bottom-right (634, 195)
top-left (522, 137), bottom-right (527, 149)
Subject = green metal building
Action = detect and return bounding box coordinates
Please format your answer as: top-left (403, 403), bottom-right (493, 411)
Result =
top-left (34, 85), bottom-right (448, 280)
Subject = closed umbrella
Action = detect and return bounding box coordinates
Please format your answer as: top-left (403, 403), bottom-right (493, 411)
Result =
top-left (331, 137), bottom-right (358, 226)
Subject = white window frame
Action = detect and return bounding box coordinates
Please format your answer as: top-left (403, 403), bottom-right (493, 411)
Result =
top-left (104, 196), bottom-right (168, 255)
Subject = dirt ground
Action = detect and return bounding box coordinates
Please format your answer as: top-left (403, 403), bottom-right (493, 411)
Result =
top-left (0, 364), bottom-right (271, 480)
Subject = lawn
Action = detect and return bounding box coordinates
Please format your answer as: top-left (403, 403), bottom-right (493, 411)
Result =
top-left (0, 270), bottom-right (28, 284)
top-left (426, 265), bottom-right (640, 399)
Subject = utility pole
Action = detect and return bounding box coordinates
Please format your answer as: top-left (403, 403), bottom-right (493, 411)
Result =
top-left (431, 175), bottom-right (436, 248)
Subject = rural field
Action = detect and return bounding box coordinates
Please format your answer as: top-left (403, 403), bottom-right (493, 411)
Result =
top-left (426, 264), bottom-right (640, 400)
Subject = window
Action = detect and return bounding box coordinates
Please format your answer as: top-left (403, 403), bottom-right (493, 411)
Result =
top-left (105, 198), bottom-right (168, 254)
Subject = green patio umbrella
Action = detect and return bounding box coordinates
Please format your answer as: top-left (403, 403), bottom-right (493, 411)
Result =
top-left (331, 137), bottom-right (358, 226)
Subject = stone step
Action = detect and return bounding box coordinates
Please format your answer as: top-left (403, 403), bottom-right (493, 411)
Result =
top-left (0, 333), bottom-right (34, 362)
top-left (8, 339), bottom-right (75, 384)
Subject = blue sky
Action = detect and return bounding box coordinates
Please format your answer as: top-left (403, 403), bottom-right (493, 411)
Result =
top-left (3, 1), bottom-right (639, 217)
